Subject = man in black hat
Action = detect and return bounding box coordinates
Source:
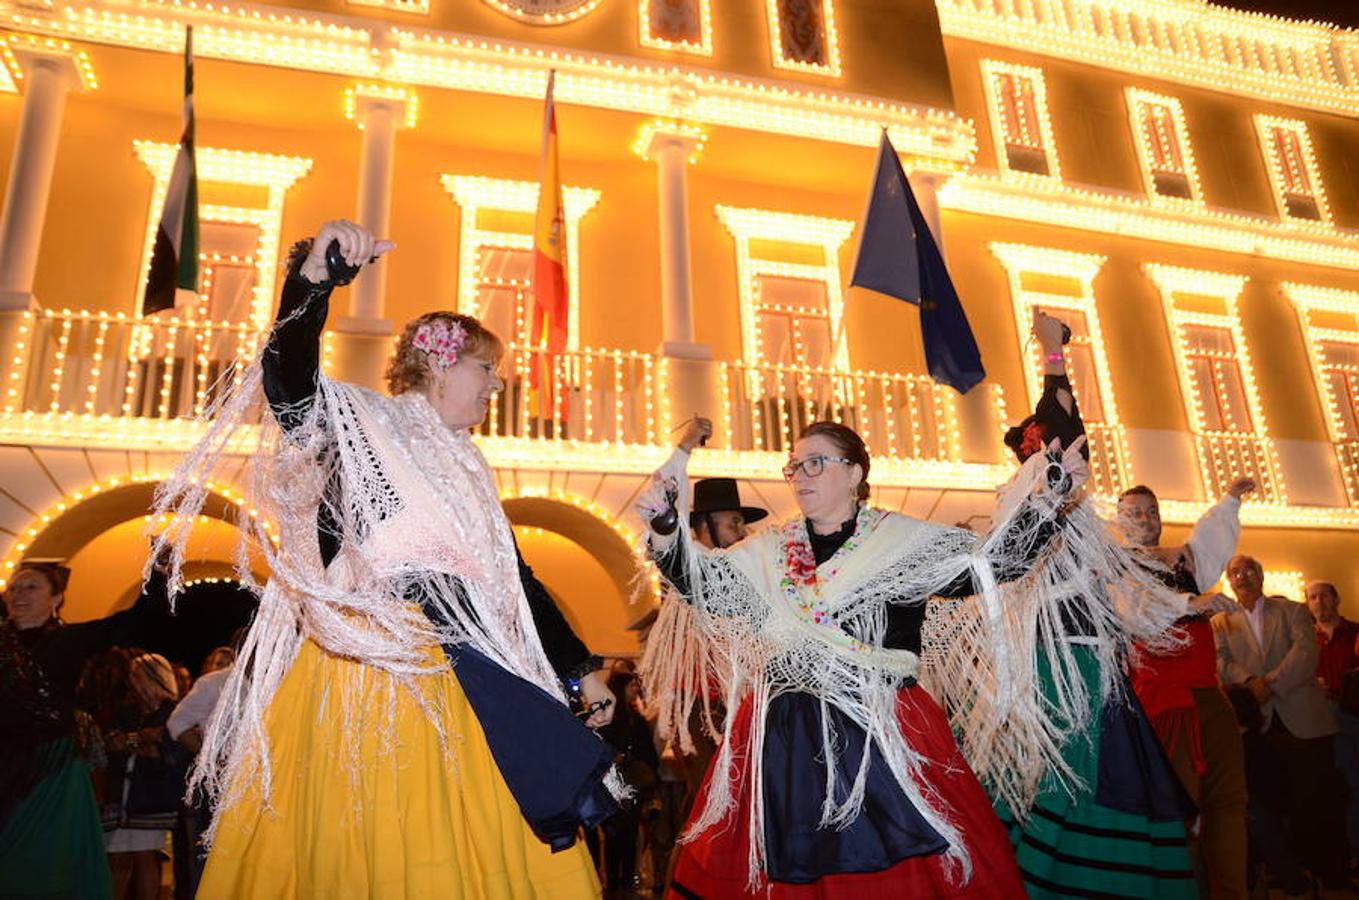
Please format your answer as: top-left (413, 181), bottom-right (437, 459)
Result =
top-left (689, 477), bottom-right (768, 551)
top-left (644, 478), bottom-right (767, 889)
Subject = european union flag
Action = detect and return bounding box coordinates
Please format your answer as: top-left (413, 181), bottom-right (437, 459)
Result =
top-left (850, 131), bottom-right (985, 394)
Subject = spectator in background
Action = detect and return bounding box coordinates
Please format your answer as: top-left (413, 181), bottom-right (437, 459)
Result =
top-left (1307, 580), bottom-right (1359, 871)
top-left (168, 645), bottom-right (236, 899)
top-left (0, 560), bottom-right (170, 899)
top-left (1122, 479), bottom-right (1253, 899)
top-left (1215, 555), bottom-right (1347, 889)
top-left (97, 651), bottom-right (188, 900)
top-left (1224, 684), bottom-right (1314, 897)
top-left (598, 670), bottom-right (660, 896)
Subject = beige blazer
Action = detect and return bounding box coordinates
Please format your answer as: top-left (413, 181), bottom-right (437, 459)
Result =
top-left (1213, 596), bottom-right (1336, 739)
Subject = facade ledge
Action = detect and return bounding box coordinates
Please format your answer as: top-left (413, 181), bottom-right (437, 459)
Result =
top-left (0, 0), bottom-right (977, 167)
top-left (938, 0), bottom-right (1359, 119)
top-left (941, 171), bottom-right (1359, 271)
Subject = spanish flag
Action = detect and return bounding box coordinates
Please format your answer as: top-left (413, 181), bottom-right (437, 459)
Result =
top-left (531, 70), bottom-right (568, 419)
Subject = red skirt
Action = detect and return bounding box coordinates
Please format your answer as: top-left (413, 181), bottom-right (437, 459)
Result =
top-left (668, 685), bottom-right (1024, 899)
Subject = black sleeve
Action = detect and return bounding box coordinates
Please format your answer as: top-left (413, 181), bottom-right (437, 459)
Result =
top-left (515, 542), bottom-right (601, 682)
top-left (933, 510), bottom-right (1061, 599)
top-left (261, 241), bottom-right (334, 433)
top-left (260, 241), bottom-right (344, 564)
top-left (56, 568), bottom-right (172, 664)
top-left (652, 539), bottom-right (696, 601)
top-left (1034, 373), bottom-right (1088, 459)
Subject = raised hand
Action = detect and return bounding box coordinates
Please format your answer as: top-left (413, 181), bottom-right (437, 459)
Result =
top-left (677, 416), bottom-right (713, 453)
top-left (299, 220), bottom-right (396, 284)
top-left (1227, 477), bottom-right (1256, 500)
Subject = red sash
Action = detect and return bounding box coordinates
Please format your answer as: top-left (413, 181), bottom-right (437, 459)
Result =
top-left (1131, 618), bottom-right (1217, 774)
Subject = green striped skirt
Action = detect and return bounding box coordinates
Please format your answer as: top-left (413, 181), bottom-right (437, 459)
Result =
top-left (993, 645), bottom-right (1196, 899)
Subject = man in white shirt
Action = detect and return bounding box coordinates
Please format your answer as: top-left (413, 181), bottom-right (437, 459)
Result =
top-left (1214, 554), bottom-right (1346, 888)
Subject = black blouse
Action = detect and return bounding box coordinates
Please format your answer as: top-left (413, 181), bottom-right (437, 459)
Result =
top-left (259, 246), bottom-right (598, 682)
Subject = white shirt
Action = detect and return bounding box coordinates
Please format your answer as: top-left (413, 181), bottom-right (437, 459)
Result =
top-left (1244, 597), bottom-right (1267, 649)
top-left (1186, 494), bottom-right (1242, 593)
top-left (167, 666), bottom-right (231, 740)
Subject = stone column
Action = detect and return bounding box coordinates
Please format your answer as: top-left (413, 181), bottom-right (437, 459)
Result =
top-left (329, 88), bottom-right (413, 390)
top-left (641, 124), bottom-right (717, 443)
top-left (0, 46), bottom-right (92, 311)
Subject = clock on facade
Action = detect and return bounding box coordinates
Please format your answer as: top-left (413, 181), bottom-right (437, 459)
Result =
top-left (483, 0), bottom-right (603, 24)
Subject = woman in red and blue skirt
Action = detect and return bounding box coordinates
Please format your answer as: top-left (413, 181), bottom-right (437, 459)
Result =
top-left (638, 413), bottom-right (1091, 898)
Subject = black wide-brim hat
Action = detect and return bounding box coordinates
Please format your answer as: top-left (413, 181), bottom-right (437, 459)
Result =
top-left (689, 477), bottom-right (768, 526)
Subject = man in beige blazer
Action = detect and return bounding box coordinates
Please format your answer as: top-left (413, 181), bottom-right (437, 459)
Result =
top-left (1214, 554), bottom-right (1347, 888)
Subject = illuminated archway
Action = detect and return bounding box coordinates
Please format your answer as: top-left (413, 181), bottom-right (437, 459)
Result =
top-left (1, 474), bottom-right (257, 569)
top-left (502, 490), bottom-right (652, 657)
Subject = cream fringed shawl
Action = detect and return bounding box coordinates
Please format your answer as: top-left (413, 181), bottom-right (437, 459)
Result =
top-left (647, 448), bottom-right (1188, 888)
top-left (147, 365), bottom-right (590, 837)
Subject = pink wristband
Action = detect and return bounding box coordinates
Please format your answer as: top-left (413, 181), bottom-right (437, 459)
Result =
top-left (1045, 351), bottom-right (1064, 363)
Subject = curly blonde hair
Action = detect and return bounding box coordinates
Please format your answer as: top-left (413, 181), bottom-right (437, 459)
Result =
top-left (385, 312), bottom-right (505, 396)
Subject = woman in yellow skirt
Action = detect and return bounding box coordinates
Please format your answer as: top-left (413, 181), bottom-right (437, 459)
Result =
top-left (153, 221), bottom-right (621, 898)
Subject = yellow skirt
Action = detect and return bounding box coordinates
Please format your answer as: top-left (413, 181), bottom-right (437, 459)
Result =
top-left (199, 640), bottom-right (602, 899)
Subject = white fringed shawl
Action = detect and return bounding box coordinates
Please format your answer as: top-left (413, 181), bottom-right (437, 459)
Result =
top-left (646, 449), bottom-right (1187, 888)
top-left (147, 366), bottom-right (583, 837)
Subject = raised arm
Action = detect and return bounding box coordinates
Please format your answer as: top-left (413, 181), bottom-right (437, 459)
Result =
top-left (639, 421), bottom-right (765, 621)
top-left (1185, 478), bottom-right (1252, 592)
top-left (931, 439), bottom-right (1088, 599)
top-left (261, 221), bottom-right (395, 432)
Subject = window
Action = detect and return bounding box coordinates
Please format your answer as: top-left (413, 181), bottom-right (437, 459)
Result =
top-left (120, 142), bottom-right (311, 419)
top-left (442, 176), bottom-right (656, 445)
top-left (442, 175), bottom-right (600, 352)
top-left (134, 142), bottom-right (311, 326)
top-left (1126, 89), bottom-right (1201, 202)
top-left (640, 0), bottom-right (712, 55)
top-left (1255, 115), bottom-right (1329, 223)
top-left (981, 60), bottom-right (1060, 178)
top-left (991, 243), bottom-right (1128, 494)
top-left (715, 206), bottom-right (853, 372)
top-left (1284, 283), bottom-right (1359, 504)
top-left (766, 0), bottom-right (841, 76)
top-left (1145, 264), bottom-right (1282, 502)
top-left (716, 205), bottom-right (856, 453)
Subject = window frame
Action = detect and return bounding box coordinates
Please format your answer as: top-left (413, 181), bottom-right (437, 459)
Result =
top-left (1125, 88), bottom-right (1203, 204)
top-left (1254, 114), bottom-right (1331, 224)
top-left (980, 59), bottom-right (1061, 180)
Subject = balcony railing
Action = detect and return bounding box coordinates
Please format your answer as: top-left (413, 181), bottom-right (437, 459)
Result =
top-left (6, 309), bottom-right (265, 420)
top-left (0, 311), bottom-right (993, 473)
top-left (720, 362), bottom-right (966, 462)
top-left (477, 344), bottom-right (663, 446)
top-left (1195, 431), bottom-right (1283, 503)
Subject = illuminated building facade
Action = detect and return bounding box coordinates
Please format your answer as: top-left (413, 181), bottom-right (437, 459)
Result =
top-left (0, 0), bottom-right (1357, 648)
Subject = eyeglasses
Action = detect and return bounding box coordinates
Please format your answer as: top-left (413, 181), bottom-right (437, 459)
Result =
top-left (782, 455), bottom-right (853, 481)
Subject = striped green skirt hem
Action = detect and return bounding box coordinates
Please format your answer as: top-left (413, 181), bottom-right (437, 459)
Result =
top-left (993, 645), bottom-right (1196, 899)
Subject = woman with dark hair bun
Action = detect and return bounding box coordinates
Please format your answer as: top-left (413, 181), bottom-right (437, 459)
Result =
top-left (992, 310), bottom-right (1203, 898)
top-left (637, 405), bottom-right (1190, 897)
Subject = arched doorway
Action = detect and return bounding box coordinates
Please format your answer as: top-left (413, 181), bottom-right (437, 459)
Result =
top-left (503, 494), bottom-right (651, 659)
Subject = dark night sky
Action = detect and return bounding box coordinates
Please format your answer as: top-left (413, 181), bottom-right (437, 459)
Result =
top-left (1213, 1), bottom-right (1359, 29)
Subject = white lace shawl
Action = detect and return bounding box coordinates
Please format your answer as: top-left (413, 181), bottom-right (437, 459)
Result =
top-left (646, 449), bottom-right (1187, 888)
top-left (148, 365), bottom-right (581, 835)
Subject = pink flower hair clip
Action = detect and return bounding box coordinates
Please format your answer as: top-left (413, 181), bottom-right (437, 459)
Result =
top-left (411, 319), bottom-right (468, 372)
